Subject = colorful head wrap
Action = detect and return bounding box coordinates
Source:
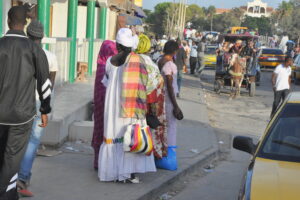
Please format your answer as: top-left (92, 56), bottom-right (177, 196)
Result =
top-left (97, 40), bottom-right (117, 67)
top-left (136, 34), bottom-right (151, 54)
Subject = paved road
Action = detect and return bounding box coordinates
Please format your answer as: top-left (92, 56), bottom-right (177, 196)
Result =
top-left (171, 69), bottom-right (300, 200)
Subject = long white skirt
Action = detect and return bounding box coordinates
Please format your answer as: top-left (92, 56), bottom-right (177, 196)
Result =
top-left (98, 59), bottom-right (156, 182)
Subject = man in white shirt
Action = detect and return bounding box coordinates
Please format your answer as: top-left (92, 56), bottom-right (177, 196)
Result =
top-left (18, 20), bottom-right (58, 197)
top-left (271, 56), bottom-right (293, 117)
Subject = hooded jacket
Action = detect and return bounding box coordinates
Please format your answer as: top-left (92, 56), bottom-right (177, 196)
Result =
top-left (0, 30), bottom-right (51, 125)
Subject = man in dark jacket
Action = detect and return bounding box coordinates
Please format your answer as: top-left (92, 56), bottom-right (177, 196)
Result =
top-left (0, 6), bottom-right (51, 200)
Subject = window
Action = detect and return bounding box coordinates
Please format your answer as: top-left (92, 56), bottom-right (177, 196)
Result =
top-left (262, 49), bottom-right (284, 55)
top-left (254, 6), bottom-right (260, 13)
top-left (258, 104), bottom-right (300, 162)
top-left (248, 7), bottom-right (254, 13)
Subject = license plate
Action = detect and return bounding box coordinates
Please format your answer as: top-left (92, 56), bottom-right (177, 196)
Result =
top-left (268, 58), bottom-right (277, 61)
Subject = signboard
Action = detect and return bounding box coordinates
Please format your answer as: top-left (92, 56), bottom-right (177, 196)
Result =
top-left (134, 0), bottom-right (142, 7)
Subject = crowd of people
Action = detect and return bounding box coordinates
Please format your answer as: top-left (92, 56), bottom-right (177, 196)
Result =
top-left (92, 27), bottom-right (184, 183)
top-left (0, 5), bottom-right (186, 199)
top-left (0, 4), bottom-right (298, 200)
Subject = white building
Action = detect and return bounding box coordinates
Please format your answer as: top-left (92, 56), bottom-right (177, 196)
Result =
top-left (244, 0), bottom-right (273, 18)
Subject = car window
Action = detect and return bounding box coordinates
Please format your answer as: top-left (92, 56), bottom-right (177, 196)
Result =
top-left (296, 55), bottom-right (300, 65)
top-left (262, 49), bottom-right (284, 55)
top-left (205, 47), bottom-right (217, 54)
top-left (258, 104), bottom-right (300, 162)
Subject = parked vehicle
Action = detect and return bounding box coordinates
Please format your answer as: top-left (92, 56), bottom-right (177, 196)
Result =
top-left (258, 48), bottom-right (285, 68)
top-left (233, 92), bottom-right (300, 200)
top-left (204, 45), bottom-right (218, 67)
top-left (292, 54), bottom-right (300, 84)
top-left (230, 27), bottom-right (248, 34)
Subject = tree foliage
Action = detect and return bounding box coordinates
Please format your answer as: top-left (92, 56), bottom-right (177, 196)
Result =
top-left (241, 16), bottom-right (272, 35)
top-left (271, 0), bottom-right (300, 40)
top-left (145, 1), bottom-right (300, 40)
top-left (145, 2), bottom-right (172, 36)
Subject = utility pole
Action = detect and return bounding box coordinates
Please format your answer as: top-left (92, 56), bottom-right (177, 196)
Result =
top-left (177, 0), bottom-right (183, 38)
top-left (181, 0), bottom-right (187, 38)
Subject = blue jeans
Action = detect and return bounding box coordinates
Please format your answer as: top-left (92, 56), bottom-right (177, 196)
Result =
top-left (18, 114), bottom-right (45, 183)
top-left (18, 88), bottom-right (54, 183)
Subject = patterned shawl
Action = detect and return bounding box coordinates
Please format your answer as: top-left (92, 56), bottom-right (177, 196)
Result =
top-left (121, 53), bottom-right (148, 119)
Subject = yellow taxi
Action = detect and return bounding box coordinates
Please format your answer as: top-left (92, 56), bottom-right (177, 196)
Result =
top-left (292, 54), bottom-right (300, 82)
top-left (258, 48), bottom-right (285, 68)
top-left (204, 45), bottom-right (217, 67)
top-left (233, 92), bottom-right (300, 200)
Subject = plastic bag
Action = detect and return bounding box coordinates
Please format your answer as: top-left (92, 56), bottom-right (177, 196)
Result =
top-left (155, 146), bottom-right (177, 171)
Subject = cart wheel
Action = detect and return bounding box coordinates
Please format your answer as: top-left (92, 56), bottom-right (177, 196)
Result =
top-left (214, 80), bottom-right (222, 94)
top-left (249, 82), bottom-right (256, 97)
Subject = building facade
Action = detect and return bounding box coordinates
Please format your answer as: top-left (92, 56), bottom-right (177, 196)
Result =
top-left (0, 0), bottom-right (144, 85)
top-left (244, 0), bottom-right (273, 17)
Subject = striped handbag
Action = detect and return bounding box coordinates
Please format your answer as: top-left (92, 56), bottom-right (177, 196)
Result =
top-left (123, 120), bottom-right (154, 156)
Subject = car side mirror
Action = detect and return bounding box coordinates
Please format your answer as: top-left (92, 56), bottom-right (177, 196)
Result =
top-left (233, 136), bottom-right (255, 155)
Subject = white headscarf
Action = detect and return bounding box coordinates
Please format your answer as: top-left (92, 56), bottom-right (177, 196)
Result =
top-left (116, 28), bottom-right (134, 48)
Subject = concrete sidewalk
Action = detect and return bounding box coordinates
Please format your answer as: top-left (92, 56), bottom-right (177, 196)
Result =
top-left (24, 74), bottom-right (219, 200)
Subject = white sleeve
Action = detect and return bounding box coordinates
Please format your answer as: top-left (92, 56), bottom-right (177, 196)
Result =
top-left (274, 66), bottom-right (280, 74)
top-left (50, 54), bottom-right (59, 72)
top-left (101, 59), bottom-right (112, 87)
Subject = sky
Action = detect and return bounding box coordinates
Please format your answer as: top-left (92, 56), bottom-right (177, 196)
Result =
top-left (143, 0), bottom-right (284, 10)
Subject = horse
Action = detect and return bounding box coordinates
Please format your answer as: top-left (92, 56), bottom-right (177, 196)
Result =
top-left (228, 53), bottom-right (246, 98)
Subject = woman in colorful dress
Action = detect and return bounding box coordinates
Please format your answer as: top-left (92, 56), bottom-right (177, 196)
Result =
top-left (135, 33), bottom-right (167, 159)
top-left (92, 40), bottom-right (117, 170)
top-left (98, 28), bottom-right (156, 183)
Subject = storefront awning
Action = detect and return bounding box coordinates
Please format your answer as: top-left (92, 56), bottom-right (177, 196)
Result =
top-left (133, 5), bottom-right (146, 18)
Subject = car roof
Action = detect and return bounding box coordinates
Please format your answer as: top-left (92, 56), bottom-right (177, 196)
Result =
top-left (206, 45), bottom-right (218, 48)
top-left (261, 48), bottom-right (284, 54)
top-left (287, 92), bottom-right (300, 103)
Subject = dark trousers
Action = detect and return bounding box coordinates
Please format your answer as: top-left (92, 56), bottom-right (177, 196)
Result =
top-left (190, 57), bottom-right (197, 74)
top-left (177, 70), bottom-right (183, 93)
top-left (271, 89), bottom-right (290, 117)
top-left (0, 121), bottom-right (33, 200)
top-left (197, 56), bottom-right (205, 74)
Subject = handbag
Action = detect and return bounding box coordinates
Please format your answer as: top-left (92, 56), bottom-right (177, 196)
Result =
top-left (146, 113), bottom-right (162, 129)
top-left (123, 120), bottom-right (154, 156)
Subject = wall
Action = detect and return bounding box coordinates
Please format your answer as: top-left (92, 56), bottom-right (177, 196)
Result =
top-left (3, 0), bottom-right (11, 34)
top-left (51, 1), bottom-right (68, 37)
top-left (107, 8), bottom-right (117, 40)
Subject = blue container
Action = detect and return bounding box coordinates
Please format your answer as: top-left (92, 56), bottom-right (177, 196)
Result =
top-left (155, 146), bottom-right (177, 171)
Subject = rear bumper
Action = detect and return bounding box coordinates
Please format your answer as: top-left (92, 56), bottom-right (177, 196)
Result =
top-left (205, 61), bottom-right (216, 67)
top-left (259, 61), bottom-right (281, 67)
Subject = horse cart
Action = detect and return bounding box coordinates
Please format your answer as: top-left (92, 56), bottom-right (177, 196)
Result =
top-left (214, 34), bottom-right (259, 97)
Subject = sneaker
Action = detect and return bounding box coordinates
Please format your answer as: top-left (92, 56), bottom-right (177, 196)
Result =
top-left (17, 180), bottom-right (34, 197)
top-left (18, 189), bottom-right (34, 197)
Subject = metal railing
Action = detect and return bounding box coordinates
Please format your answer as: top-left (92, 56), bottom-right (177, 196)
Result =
top-left (48, 38), bottom-right (71, 87)
top-left (44, 37), bottom-right (103, 87)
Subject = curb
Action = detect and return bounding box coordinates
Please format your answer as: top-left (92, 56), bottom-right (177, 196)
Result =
top-left (138, 76), bottom-right (220, 200)
top-left (137, 147), bottom-right (219, 200)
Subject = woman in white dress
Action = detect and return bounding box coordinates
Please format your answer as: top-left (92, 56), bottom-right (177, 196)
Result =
top-left (98, 28), bottom-right (156, 183)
